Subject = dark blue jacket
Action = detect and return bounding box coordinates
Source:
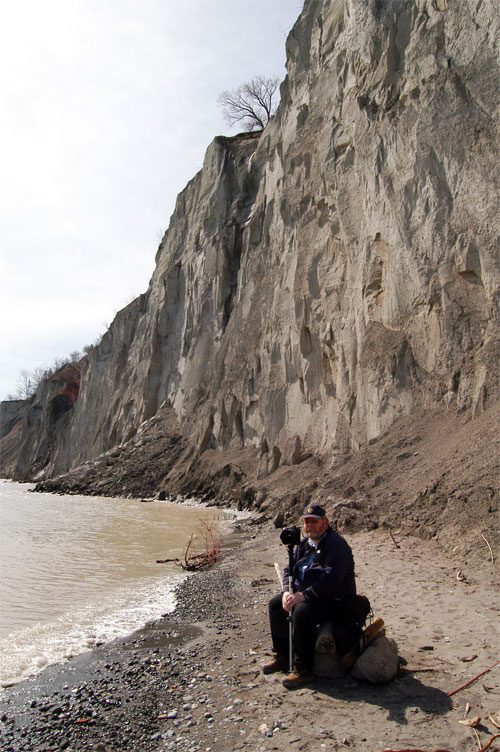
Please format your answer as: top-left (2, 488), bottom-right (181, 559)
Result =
top-left (283, 526), bottom-right (356, 601)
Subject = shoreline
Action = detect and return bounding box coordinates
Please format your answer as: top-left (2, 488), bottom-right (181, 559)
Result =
top-left (1, 521), bottom-right (499, 752)
top-left (0, 482), bottom-right (248, 690)
top-left (0, 518), bottom-right (259, 752)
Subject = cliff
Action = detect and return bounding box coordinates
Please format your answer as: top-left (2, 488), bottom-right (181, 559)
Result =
top-left (1, 0), bottom-right (499, 558)
top-left (0, 363), bottom-right (81, 478)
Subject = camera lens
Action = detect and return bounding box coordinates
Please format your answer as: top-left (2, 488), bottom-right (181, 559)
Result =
top-left (280, 525), bottom-right (301, 546)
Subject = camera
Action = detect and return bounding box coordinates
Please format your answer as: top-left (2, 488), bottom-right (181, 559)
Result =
top-left (280, 525), bottom-right (301, 547)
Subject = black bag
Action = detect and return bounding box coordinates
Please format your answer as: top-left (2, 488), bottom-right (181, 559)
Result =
top-left (331, 594), bottom-right (371, 628)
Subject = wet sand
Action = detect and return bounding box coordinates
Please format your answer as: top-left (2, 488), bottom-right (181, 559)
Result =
top-left (1, 519), bottom-right (499, 752)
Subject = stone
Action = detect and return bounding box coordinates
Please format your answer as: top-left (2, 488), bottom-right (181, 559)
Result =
top-left (350, 636), bottom-right (400, 684)
top-left (273, 512), bottom-right (285, 528)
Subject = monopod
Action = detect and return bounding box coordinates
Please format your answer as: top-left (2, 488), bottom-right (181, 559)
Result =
top-left (279, 525), bottom-right (301, 674)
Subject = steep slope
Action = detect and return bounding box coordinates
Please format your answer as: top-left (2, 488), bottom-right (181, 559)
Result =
top-left (2, 0), bottom-right (499, 555)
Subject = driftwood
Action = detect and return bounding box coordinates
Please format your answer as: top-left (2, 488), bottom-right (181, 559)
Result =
top-left (156, 521), bottom-right (221, 571)
top-left (388, 527), bottom-right (401, 549)
top-left (156, 550), bottom-right (219, 571)
top-left (314, 622), bottom-right (345, 678)
top-left (340, 617), bottom-right (386, 671)
top-left (447, 658), bottom-right (500, 697)
top-left (481, 533), bottom-right (495, 564)
top-left (315, 621), bottom-right (338, 654)
top-left (382, 740), bottom-right (500, 752)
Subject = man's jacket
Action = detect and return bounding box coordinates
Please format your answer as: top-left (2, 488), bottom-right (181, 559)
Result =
top-left (283, 526), bottom-right (356, 601)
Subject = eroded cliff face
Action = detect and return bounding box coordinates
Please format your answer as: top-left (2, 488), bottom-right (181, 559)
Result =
top-left (5, 0), bottom-right (500, 487)
top-left (1, 364), bottom-right (81, 479)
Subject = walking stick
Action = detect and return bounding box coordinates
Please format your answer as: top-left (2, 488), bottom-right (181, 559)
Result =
top-left (286, 540), bottom-right (295, 674)
top-left (273, 560), bottom-right (293, 671)
top-left (279, 525), bottom-right (301, 674)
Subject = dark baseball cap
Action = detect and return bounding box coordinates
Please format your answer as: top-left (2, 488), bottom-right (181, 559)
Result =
top-left (302, 504), bottom-right (326, 519)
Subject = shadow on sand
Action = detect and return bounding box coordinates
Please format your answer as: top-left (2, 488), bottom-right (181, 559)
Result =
top-left (313, 668), bottom-right (452, 724)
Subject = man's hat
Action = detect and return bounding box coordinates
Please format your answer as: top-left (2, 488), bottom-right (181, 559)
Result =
top-left (302, 504), bottom-right (326, 519)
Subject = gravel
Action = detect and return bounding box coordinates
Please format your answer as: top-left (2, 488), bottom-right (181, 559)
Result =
top-left (0, 544), bottom-right (246, 752)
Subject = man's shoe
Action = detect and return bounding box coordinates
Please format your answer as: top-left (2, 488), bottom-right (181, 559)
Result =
top-left (262, 655), bottom-right (288, 674)
top-left (282, 666), bottom-right (314, 689)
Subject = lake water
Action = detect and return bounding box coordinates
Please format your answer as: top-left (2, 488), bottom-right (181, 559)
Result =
top-left (0, 480), bottom-right (233, 688)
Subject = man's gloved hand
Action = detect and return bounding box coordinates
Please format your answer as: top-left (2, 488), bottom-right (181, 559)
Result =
top-left (282, 590), bottom-right (306, 611)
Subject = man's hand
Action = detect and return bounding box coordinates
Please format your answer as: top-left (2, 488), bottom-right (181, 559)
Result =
top-left (282, 591), bottom-right (306, 611)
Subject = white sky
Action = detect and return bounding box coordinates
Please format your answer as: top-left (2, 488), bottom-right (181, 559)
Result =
top-left (0, 0), bottom-right (303, 400)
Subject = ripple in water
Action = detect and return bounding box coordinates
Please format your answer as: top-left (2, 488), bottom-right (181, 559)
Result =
top-left (0, 481), bottom-right (230, 686)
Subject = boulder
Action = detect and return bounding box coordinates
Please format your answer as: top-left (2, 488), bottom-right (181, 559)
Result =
top-left (350, 635), bottom-right (399, 684)
top-left (313, 620), bottom-right (399, 683)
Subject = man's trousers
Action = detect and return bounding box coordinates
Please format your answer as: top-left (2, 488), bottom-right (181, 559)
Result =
top-left (268, 593), bottom-right (358, 669)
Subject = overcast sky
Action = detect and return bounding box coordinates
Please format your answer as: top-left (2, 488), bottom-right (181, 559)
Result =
top-left (0, 0), bottom-right (303, 400)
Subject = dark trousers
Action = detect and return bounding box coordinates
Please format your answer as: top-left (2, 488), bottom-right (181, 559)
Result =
top-left (268, 593), bottom-right (359, 669)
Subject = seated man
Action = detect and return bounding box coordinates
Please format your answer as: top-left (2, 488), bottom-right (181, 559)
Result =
top-left (263, 503), bottom-right (361, 689)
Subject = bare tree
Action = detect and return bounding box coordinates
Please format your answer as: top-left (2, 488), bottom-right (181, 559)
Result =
top-left (51, 357), bottom-right (68, 372)
top-left (217, 75), bottom-right (280, 132)
top-left (8, 354), bottom-right (81, 402)
top-left (31, 366), bottom-right (48, 389)
top-left (16, 369), bottom-right (35, 400)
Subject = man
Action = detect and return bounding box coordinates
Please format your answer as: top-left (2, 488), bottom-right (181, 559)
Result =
top-left (263, 503), bottom-right (360, 689)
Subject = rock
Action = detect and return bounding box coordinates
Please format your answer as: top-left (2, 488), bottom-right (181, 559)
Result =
top-left (314, 651), bottom-right (345, 680)
top-left (273, 512), bottom-right (285, 528)
top-left (350, 636), bottom-right (399, 684)
top-left (313, 622), bottom-right (345, 679)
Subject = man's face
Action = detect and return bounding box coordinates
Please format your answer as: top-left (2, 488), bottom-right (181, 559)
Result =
top-left (302, 516), bottom-right (328, 541)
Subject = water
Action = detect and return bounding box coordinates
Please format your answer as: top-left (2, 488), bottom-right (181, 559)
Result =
top-left (0, 480), bottom-right (233, 687)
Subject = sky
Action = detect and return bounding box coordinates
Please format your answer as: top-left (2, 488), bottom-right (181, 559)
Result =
top-left (0, 0), bottom-right (303, 400)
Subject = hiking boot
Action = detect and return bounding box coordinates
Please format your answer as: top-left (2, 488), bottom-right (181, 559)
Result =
top-left (282, 666), bottom-right (314, 690)
top-left (262, 654), bottom-right (288, 674)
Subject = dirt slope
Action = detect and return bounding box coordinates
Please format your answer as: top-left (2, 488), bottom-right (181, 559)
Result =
top-left (36, 402), bottom-right (499, 573)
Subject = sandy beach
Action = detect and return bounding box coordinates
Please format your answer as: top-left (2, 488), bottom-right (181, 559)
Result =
top-left (1, 518), bottom-right (499, 752)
